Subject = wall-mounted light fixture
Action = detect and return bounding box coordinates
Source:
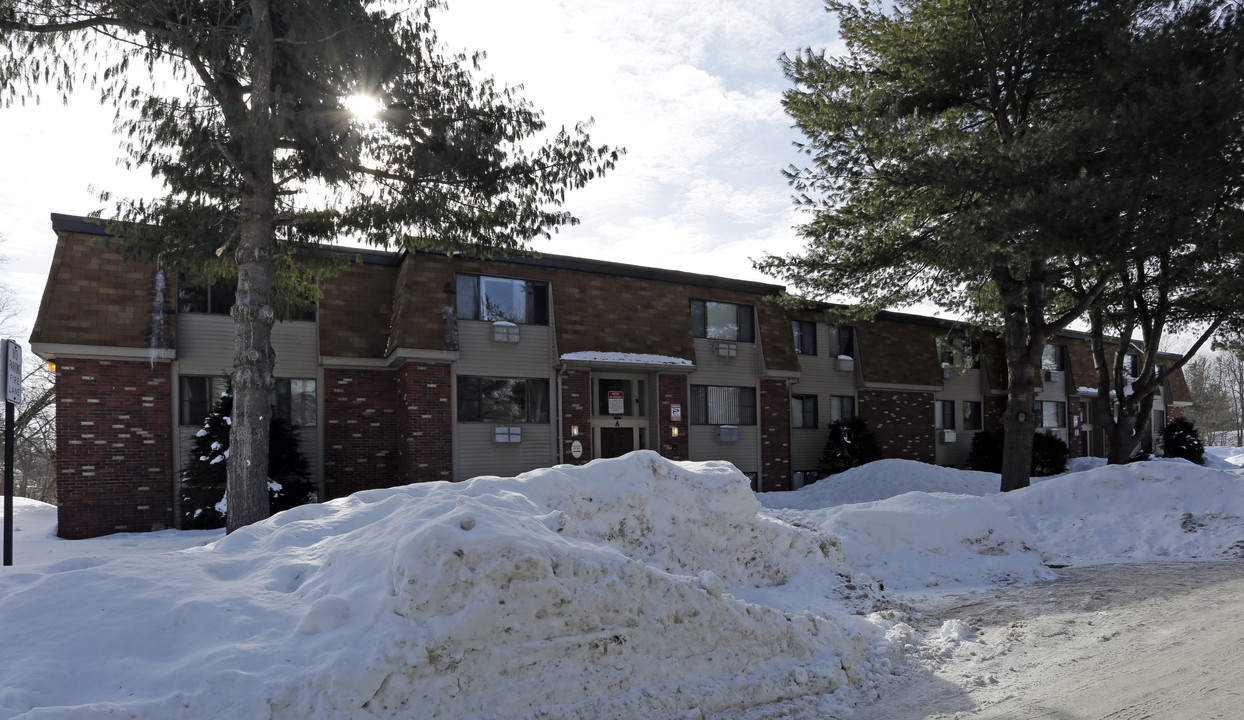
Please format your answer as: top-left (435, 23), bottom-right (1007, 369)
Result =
top-left (570, 425), bottom-right (580, 437)
top-left (671, 426), bottom-right (680, 437)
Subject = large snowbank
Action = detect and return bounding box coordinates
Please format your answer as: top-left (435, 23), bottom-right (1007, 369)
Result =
top-left (7, 448), bottom-right (1244, 717)
top-left (0, 452), bottom-right (895, 720)
top-left (762, 454), bottom-right (1244, 595)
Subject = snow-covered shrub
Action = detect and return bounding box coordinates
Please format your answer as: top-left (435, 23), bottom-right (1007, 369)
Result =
top-left (180, 385), bottom-right (314, 529)
top-left (1031, 431), bottom-right (1069, 476)
top-left (818, 417), bottom-right (882, 477)
top-left (1161, 416), bottom-right (1204, 465)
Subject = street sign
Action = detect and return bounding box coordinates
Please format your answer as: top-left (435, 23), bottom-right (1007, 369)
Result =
top-left (4, 340), bottom-right (20, 405)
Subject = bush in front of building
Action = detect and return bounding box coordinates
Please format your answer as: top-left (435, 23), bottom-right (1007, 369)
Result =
top-left (1161, 416), bottom-right (1205, 465)
top-left (180, 386), bottom-right (315, 530)
top-left (967, 430), bottom-right (1004, 473)
top-left (818, 417), bottom-right (883, 477)
top-left (1031, 431), bottom-right (1069, 477)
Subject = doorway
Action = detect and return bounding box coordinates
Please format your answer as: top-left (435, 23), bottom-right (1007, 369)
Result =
top-left (592, 373), bottom-right (650, 459)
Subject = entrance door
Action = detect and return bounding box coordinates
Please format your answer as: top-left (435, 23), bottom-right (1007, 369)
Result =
top-left (592, 373), bottom-right (649, 460)
top-left (600, 427), bottom-right (635, 458)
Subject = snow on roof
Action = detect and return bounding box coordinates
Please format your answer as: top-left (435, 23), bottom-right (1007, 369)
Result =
top-left (561, 351), bottom-right (693, 366)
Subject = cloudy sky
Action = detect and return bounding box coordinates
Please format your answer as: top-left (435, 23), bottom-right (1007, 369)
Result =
top-left (0, 0), bottom-right (843, 347)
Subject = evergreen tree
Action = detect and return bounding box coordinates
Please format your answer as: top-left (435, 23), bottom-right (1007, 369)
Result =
top-left (2, 0), bottom-right (620, 531)
top-left (757, 0), bottom-right (1243, 490)
top-left (1160, 417), bottom-right (1205, 465)
top-left (181, 385), bottom-right (313, 530)
top-left (1030, 432), bottom-right (1069, 478)
top-left (818, 417), bottom-right (882, 477)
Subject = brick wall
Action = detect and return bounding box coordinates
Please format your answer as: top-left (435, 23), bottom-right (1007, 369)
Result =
top-left (55, 358), bottom-right (173, 539)
top-left (859, 388), bottom-right (935, 463)
top-left (560, 370), bottom-right (592, 465)
top-left (759, 378), bottom-right (791, 491)
top-left (323, 368), bottom-right (400, 499)
top-left (657, 373), bottom-right (689, 462)
top-left (395, 363), bottom-right (453, 483)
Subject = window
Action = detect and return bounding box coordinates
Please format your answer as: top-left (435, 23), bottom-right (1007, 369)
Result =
top-left (273, 378), bottom-right (317, 427)
top-left (935, 399), bottom-right (956, 430)
top-left (178, 277), bottom-right (235, 315)
top-left (456, 274), bottom-right (549, 325)
top-left (690, 300), bottom-right (755, 342)
top-left (457, 376), bottom-right (550, 423)
top-left (830, 395), bottom-right (856, 422)
top-left (942, 340), bottom-right (982, 369)
top-left (962, 400), bottom-right (983, 431)
top-left (179, 376), bottom-right (229, 426)
top-left (690, 385), bottom-right (756, 425)
top-left (1125, 353), bottom-right (1142, 378)
top-left (835, 326), bottom-right (856, 358)
top-left (596, 378), bottom-right (645, 417)
top-left (792, 395), bottom-right (818, 429)
top-left (1042, 344), bottom-right (1066, 371)
top-left (1034, 400), bottom-right (1066, 428)
top-left (792, 320), bottom-right (817, 355)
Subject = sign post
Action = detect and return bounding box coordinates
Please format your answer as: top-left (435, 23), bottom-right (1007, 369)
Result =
top-left (3, 339), bottom-right (20, 567)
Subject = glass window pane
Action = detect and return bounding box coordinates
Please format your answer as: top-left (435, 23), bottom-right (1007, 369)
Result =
top-left (457, 376), bottom-right (481, 422)
top-left (456, 274), bottom-right (478, 321)
top-left (481, 277), bottom-right (523, 322)
top-left (292, 379), bottom-right (317, 427)
top-left (209, 279), bottom-right (235, 315)
top-left (838, 327), bottom-right (855, 358)
top-left (528, 282), bottom-right (549, 326)
top-left (690, 300), bottom-right (706, 338)
top-left (598, 378), bottom-right (631, 416)
top-left (178, 278), bottom-right (208, 313)
top-left (705, 302), bottom-right (739, 341)
top-left (690, 385), bottom-right (707, 424)
top-left (526, 379), bottom-right (549, 423)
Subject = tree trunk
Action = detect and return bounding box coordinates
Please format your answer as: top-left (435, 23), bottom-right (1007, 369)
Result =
top-left (225, 0), bottom-right (277, 534)
top-left (994, 259), bottom-right (1044, 492)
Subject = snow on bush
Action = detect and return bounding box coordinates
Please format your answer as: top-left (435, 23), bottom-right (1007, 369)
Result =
top-left (0, 451), bottom-right (896, 720)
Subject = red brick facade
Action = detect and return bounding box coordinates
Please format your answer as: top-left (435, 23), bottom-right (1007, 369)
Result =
top-left (759, 379), bottom-right (792, 491)
top-left (55, 358), bottom-right (173, 539)
top-left (395, 363), bottom-right (453, 483)
top-left (859, 388), bottom-right (936, 463)
top-left (559, 370), bottom-right (592, 465)
top-left (323, 368), bottom-right (400, 499)
top-left (657, 373), bottom-right (689, 462)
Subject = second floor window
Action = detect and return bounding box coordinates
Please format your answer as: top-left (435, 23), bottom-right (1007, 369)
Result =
top-left (1042, 344), bottom-right (1066, 371)
top-left (792, 320), bottom-right (817, 355)
top-left (179, 277), bottom-right (235, 315)
top-left (835, 326), bottom-right (856, 358)
top-left (690, 300), bottom-right (755, 342)
top-left (963, 400), bottom-right (983, 431)
top-left (456, 274), bottom-right (550, 325)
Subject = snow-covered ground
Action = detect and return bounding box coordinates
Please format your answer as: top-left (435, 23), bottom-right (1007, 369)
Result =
top-left (1, 447), bottom-right (1242, 718)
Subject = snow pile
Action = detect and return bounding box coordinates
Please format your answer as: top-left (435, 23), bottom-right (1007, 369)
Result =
top-left (0, 451), bottom-right (891, 720)
top-left (993, 460), bottom-right (1244, 566)
top-left (762, 456), bottom-right (1244, 595)
top-left (765, 459), bottom-right (1001, 508)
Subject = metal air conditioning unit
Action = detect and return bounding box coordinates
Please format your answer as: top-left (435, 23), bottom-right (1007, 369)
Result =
top-left (492, 321), bottom-right (520, 343)
top-left (494, 425), bottom-right (522, 443)
top-left (717, 425), bottom-right (739, 443)
top-left (1044, 369), bottom-right (1062, 383)
top-left (714, 341), bottom-right (738, 358)
top-left (941, 429), bottom-right (957, 443)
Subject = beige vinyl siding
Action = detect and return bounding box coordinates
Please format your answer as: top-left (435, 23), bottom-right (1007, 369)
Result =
top-left (790, 322), bottom-right (858, 475)
top-left (690, 338), bottom-right (759, 385)
top-left (454, 423), bottom-right (555, 481)
top-left (455, 320), bottom-right (553, 377)
top-left (934, 368), bottom-right (986, 466)
top-left (688, 425), bottom-right (759, 474)
top-left (177, 315), bottom-right (319, 376)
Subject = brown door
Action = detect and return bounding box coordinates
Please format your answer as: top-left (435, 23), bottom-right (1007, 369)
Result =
top-left (599, 427), bottom-right (635, 458)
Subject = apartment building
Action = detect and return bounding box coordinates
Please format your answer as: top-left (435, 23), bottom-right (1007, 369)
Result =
top-left (31, 215), bottom-right (1192, 538)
